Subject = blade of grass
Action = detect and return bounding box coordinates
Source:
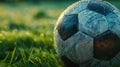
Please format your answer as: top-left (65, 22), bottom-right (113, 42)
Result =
top-left (20, 48), bottom-right (27, 64)
top-left (3, 52), bottom-right (10, 62)
top-left (9, 47), bottom-right (16, 65)
top-left (28, 48), bottom-right (34, 60)
top-left (28, 48), bottom-right (34, 64)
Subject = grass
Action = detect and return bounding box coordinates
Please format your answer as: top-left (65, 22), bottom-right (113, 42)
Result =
top-left (0, 1), bottom-right (73, 67)
top-left (0, 1), bottom-right (119, 67)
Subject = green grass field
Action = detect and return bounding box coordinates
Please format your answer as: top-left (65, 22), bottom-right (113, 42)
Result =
top-left (0, 1), bottom-right (120, 67)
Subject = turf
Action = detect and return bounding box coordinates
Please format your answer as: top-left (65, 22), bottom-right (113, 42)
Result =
top-left (0, 1), bottom-right (119, 67)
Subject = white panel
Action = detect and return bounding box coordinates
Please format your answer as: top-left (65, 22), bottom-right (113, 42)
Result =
top-left (106, 12), bottom-right (120, 38)
top-left (78, 10), bottom-right (108, 37)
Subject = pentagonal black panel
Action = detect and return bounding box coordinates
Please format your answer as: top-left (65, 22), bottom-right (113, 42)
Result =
top-left (94, 30), bottom-right (120, 60)
top-left (60, 56), bottom-right (79, 67)
top-left (87, 1), bottom-right (114, 16)
top-left (58, 14), bottom-right (79, 40)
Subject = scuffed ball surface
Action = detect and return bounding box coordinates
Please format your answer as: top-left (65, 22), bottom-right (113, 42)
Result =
top-left (54, 0), bottom-right (120, 67)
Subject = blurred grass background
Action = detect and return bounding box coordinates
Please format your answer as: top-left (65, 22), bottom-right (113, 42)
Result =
top-left (0, 0), bottom-right (119, 67)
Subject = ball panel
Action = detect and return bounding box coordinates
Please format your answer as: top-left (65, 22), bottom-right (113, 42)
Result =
top-left (106, 12), bottom-right (120, 25)
top-left (59, 31), bottom-right (94, 64)
top-left (78, 10), bottom-right (97, 33)
top-left (55, 31), bottom-right (91, 64)
top-left (94, 30), bottom-right (120, 60)
top-left (64, 43), bottom-right (79, 63)
top-left (87, 1), bottom-right (114, 16)
top-left (78, 10), bottom-right (108, 37)
top-left (57, 14), bottom-right (79, 41)
top-left (63, 32), bottom-right (90, 63)
top-left (74, 32), bottom-right (93, 63)
top-left (106, 12), bottom-right (120, 38)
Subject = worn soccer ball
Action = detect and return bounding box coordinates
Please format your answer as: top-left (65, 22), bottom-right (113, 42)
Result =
top-left (54, 0), bottom-right (120, 67)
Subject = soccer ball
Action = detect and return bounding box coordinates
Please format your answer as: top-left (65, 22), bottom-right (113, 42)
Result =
top-left (54, 0), bottom-right (120, 67)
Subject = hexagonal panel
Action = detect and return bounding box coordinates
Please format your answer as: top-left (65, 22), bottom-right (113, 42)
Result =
top-left (60, 31), bottom-right (94, 64)
top-left (78, 10), bottom-right (108, 37)
top-left (64, 31), bottom-right (93, 63)
top-left (94, 30), bottom-right (120, 60)
top-left (57, 14), bottom-right (79, 40)
top-left (87, 1), bottom-right (114, 16)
